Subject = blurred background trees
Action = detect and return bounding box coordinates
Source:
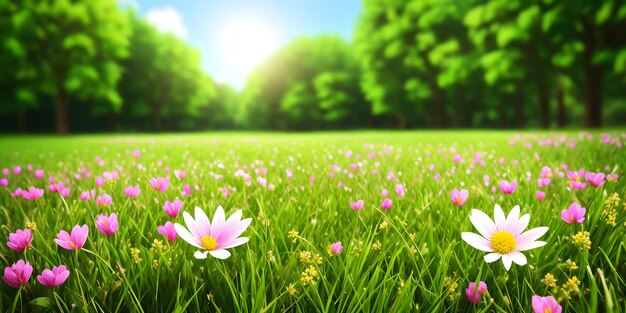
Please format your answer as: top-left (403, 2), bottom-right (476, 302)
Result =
top-left (0, 0), bottom-right (625, 133)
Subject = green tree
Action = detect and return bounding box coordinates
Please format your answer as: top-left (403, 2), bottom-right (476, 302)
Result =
top-left (241, 35), bottom-right (366, 130)
top-left (2, 0), bottom-right (130, 134)
top-left (119, 15), bottom-right (215, 131)
top-left (356, 0), bottom-right (477, 128)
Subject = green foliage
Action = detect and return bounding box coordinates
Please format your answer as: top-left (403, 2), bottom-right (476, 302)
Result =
top-left (241, 35), bottom-right (366, 130)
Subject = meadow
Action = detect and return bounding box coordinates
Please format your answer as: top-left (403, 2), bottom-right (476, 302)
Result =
top-left (0, 131), bottom-right (624, 312)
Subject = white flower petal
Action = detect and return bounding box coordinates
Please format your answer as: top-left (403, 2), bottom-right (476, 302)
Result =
top-left (183, 211), bottom-right (201, 240)
top-left (510, 251), bottom-right (527, 266)
top-left (484, 253), bottom-right (501, 263)
top-left (194, 206), bottom-right (211, 231)
top-left (517, 227), bottom-right (549, 246)
top-left (225, 209), bottom-right (243, 224)
top-left (512, 214), bottom-right (530, 237)
top-left (469, 209), bottom-right (497, 238)
top-left (194, 251), bottom-right (208, 259)
top-left (209, 249), bottom-right (231, 259)
top-left (494, 204), bottom-right (506, 229)
top-left (174, 223), bottom-right (203, 249)
top-left (210, 205), bottom-right (226, 239)
top-left (517, 240), bottom-right (547, 252)
top-left (502, 254), bottom-right (513, 270)
top-left (507, 205), bottom-right (520, 222)
top-left (461, 232), bottom-right (493, 252)
top-left (221, 237), bottom-right (249, 250)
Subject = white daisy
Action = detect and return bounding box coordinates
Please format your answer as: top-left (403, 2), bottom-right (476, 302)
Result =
top-left (461, 204), bottom-right (548, 270)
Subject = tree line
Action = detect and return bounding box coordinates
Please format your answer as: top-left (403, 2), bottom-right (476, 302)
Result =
top-left (1, 0), bottom-right (625, 133)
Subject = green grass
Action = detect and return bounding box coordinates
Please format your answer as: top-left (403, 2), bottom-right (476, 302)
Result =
top-left (0, 131), bottom-right (625, 312)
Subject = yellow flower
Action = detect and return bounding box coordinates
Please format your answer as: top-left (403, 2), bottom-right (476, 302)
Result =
top-left (286, 283), bottom-right (297, 296)
top-left (571, 231), bottom-right (591, 250)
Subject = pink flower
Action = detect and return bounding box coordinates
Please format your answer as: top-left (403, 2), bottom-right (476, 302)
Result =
top-left (532, 295), bottom-right (562, 313)
top-left (535, 191), bottom-right (546, 201)
top-left (182, 184), bottom-right (192, 196)
top-left (133, 149), bottom-right (141, 158)
top-left (150, 177), bottom-right (170, 192)
top-left (174, 170), bottom-right (186, 179)
top-left (7, 228), bottom-right (33, 252)
top-left (570, 181), bottom-right (587, 190)
top-left (13, 166), bottom-right (21, 176)
top-left (37, 265), bottom-right (70, 288)
top-left (465, 281), bottom-right (488, 304)
top-left (96, 193), bottom-right (112, 206)
top-left (163, 199), bottom-right (183, 218)
top-left (95, 176), bottom-right (105, 187)
top-left (174, 206), bottom-right (251, 259)
top-left (381, 189), bottom-right (388, 197)
top-left (566, 169), bottom-right (586, 182)
top-left (55, 225), bottom-right (88, 250)
top-left (2, 168), bottom-right (8, 176)
top-left (34, 169), bottom-right (44, 179)
top-left (561, 203), bottom-right (585, 224)
top-left (585, 172), bottom-right (605, 187)
top-left (540, 166), bottom-right (552, 178)
top-left (3, 259), bottom-right (32, 288)
top-left (0, 178), bottom-right (7, 187)
top-left (95, 213), bottom-right (119, 236)
top-left (537, 178), bottom-right (550, 187)
top-left (451, 189), bottom-right (468, 206)
top-left (124, 186), bottom-right (140, 198)
top-left (350, 200), bottom-right (364, 211)
top-left (80, 189), bottom-right (95, 201)
top-left (21, 186), bottom-right (44, 200)
top-left (499, 180), bottom-right (517, 194)
top-left (483, 175), bottom-right (490, 186)
top-left (11, 188), bottom-right (23, 198)
top-left (453, 154), bottom-right (462, 163)
top-left (395, 184), bottom-right (405, 197)
top-left (381, 198), bottom-right (393, 210)
top-left (157, 222), bottom-right (177, 242)
top-left (331, 242), bottom-right (343, 255)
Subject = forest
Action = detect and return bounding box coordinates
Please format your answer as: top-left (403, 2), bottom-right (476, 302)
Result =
top-left (1, 0), bottom-right (625, 133)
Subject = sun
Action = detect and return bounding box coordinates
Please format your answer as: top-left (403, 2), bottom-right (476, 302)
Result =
top-left (219, 19), bottom-right (279, 71)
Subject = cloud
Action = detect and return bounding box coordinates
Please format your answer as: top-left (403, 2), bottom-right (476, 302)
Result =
top-left (146, 6), bottom-right (187, 38)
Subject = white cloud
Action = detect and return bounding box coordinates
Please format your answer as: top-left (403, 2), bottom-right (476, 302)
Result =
top-left (146, 6), bottom-right (187, 38)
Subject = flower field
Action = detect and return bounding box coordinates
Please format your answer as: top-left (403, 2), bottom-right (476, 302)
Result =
top-left (1, 131), bottom-right (625, 312)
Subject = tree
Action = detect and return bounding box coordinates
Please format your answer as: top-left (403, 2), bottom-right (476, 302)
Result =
top-left (240, 35), bottom-right (366, 130)
top-left (3, 0), bottom-right (130, 134)
top-left (118, 15), bottom-right (215, 131)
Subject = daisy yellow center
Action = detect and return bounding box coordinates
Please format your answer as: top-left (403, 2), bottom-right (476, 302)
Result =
top-left (201, 236), bottom-right (218, 251)
top-left (490, 231), bottom-right (516, 254)
top-left (544, 309), bottom-right (552, 313)
top-left (456, 197), bottom-right (463, 204)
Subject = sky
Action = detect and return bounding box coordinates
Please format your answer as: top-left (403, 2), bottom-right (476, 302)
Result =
top-left (125, 0), bottom-right (362, 90)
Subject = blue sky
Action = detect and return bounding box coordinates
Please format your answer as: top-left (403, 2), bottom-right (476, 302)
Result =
top-left (126, 0), bottom-right (362, 89)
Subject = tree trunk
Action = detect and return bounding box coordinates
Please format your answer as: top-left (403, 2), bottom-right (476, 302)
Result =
top-left (582, 20), bottom-right (603, 128)
top-left (17, 110), bottom-right (27, 133)
top-left (54, 82), bottom-right (70, 135)
top-left (152, 107), bottom-right (163, 132)
top-left (432, 85), bottom-right (447, 129)
top-left (537, 75), bottom-right (550, 129)
top-left (514, 89), bottom-right (525, 128)
top-left (498, 102), bottom-right (506, 128)
top-left (397, 114), bottom-right (407, 129)
top-left (555, 71), bottom-right (566, 128)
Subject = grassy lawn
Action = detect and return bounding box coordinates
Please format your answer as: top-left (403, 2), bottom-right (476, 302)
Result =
top-left (1, 131), bottom-right (625, 312)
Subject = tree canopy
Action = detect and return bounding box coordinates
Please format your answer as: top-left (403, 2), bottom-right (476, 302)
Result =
top-left (0, 0), bottom-right (625, 133)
